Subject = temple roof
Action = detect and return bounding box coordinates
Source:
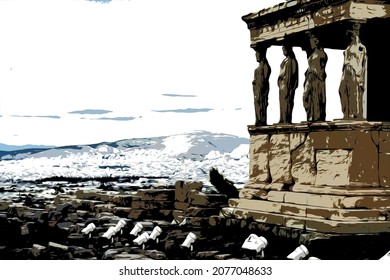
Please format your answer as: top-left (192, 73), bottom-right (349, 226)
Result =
top-left (242, 0), bottom-right (390, 49)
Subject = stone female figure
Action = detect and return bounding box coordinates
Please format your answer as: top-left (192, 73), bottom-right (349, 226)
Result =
top-left (339, 26), bottom-right (367, 119)
top-left (253, 46), bottom-right (271, 126)
top-left (302, 33), bottom-right (328, 122)
top-left (278, 44), bottom-right (298, 124)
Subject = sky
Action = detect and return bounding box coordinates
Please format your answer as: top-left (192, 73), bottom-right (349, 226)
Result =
top-left (0, 0), bottom-right (344, 146)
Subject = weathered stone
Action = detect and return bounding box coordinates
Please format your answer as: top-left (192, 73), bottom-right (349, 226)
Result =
top-left (315, 149), bottom-right (352, 186)
top-left (183, 207), bottom-right (220, 217)
top-left (229, 198), bottom-right (282, 213)
top-left (174, 202), bottom-right (190, 211)
top-left (75, 190), bottom-right (105, 201)
top-left (72, 199), bottom-right (105, 211)
top-left (380, 131), bottom-right (390, 153)
top-left (284, 216), bottom-right (305, 229)
top-left (0, 201), bottom-right (11, 211)
top-left (188, 191), bottom-right (228, 207)
top-left (341, 196), bottom-right (390, 209)
top-left (269, 134), bottom-right (292, 183)
top-left (238, 188), bottom-right (267, 199)
top-left (349, 131), bottom-right (379, 186)
top-left (133, 189), bottom-right (175, 201)
top-left (32, 244), bottom-right (47, 258)
top-left (112, 207), bottom-right (133, 217)
top-left (280, 204), bottom-right (306, 216)
top-left (94, 204), bottom-right (116, 213)
top-left (290, 133), bottom-right (306, 151)
top-left (266, 191), bottom-right (285, 202)
top-left (311, 131), bottom-right (356, 149)
top-left (291, 135), bottom-right (316, 184)
top-left (54, 195), bottom-right (75, 205)
top-left (175, 181), bottom-right (203, 202)
top-left (291, 184), bottom-right (390, 196)
top-left (131, 201), bottom-right (173, 210)
top-left (108, 195), bottom-right (133, 206)
top-left (48, 241), bottom-right (68, 251)
top-left (249, 134), bottom-right (270, 183)
top-left (380, 152), bottom-right (390, 187)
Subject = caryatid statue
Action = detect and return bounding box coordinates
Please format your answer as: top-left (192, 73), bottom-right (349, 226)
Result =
top-left (339, 23), bottom-right (367, 119)
top-left (302, 32), bottom-right (328, 122)
top-left (278, 43), bottom-right (299, 124)
top-left (252, 45), bottom-right (271, 126)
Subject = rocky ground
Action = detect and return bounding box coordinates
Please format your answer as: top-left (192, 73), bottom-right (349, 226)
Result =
top-left (1, 177), bottom-right (390, 260)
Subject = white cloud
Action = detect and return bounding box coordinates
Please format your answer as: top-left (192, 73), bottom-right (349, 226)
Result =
top-left (0, 0), bottom-right (343, 146)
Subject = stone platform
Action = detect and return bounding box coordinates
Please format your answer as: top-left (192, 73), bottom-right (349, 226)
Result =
top-left (223, 121), bottom-right (390, 234)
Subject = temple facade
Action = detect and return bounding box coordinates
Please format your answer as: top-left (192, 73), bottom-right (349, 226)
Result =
top-left (223, 0), bottom-right (390, 234)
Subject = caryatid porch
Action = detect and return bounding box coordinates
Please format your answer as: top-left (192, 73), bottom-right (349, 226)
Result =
top-left (222, 0), bottom-right (390, 235)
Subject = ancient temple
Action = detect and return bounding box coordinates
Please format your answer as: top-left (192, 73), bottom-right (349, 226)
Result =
top-left (223, 0), bottom-right (390, 234)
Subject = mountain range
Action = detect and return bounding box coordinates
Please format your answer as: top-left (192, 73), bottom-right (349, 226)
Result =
top-left (0, 131), bottom-right (250, 185)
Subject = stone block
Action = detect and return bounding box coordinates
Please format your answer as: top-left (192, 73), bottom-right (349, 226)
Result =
top-left (230, 208), bottom-right (285, 225)
top-left (284, 192), bottom-right (308, 205)
top-left (269, 134), bottom-right (292, 183)
top-left (75, 190), bottom-right (105, 201)
top-left (188, 191), bottom-right (228, 207)
top-left (284, 216), bottom-right (305, 229)
top-left (349, 131), bottom-right (379, 186)
top-left (228, 198), bottom-right (282, 213)
top-left (108, 195), bottom-right (133, 206)
top-left (290, 133), bottom-right (306, 151)
top-left (306, 207), bottom-right (331, 220)
top-left (291, 135), bottom-right (316, 184)
top-left (48, 241), bottom-right (68, 251)
top-left (249, 134), bottom-right (270, 182)
top-left (305, 219), bottom-right (370, 234)
top-left (266, 191), bottom-right (286, 202)
top-left (280, 204), bottom-right (306, 216)
top-left (379, 152), bottom-right (390, 187)
top-left (380, 131), bottom-right (390, 153)
top-left (307, 194), bottom-right (344, 208)
top-left (174, 202), bottom-right (190, 211)
top-left (112, 207), bottom-right (133, 217)
top-left (133, 189), bottom-right (175, 201)
top-left (310, 131), bottom-right (356, 149)
top-left (71, 199), bottom-right (105, 211)
top-left (94, 204), bottom-right (116, 213)
top-left (238, 188), bottom-right (267, 199)
top-left (341, 196), bottom-right (390, 209)
top-left (32, 244), bottom-right (47, 258)
top-left (174, 181), bottom-right (203, 202)
top-left (0, 201), bottom-right (11, 211)
top-left (183, 207), bottom-right (220, 217)
top-left (315, 149), bottom-right (352, 186)
top-left (131, 201), bottom-right (173, 210)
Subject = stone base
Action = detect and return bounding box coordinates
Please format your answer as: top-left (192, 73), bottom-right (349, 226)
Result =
top-left (244, 121), bottom-right (390, 233)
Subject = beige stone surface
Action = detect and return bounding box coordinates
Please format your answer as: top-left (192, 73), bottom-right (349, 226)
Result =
top-left (284, 217), bottom-right (305, 229)
top-left (341, 195), bottom-right (390, 208)
top-left (315, 149), bottom-right (352, 186)
top-left (379, 152), bottom-right (390, 187)
top-left (305, 219), bottom-right (371, 234)
top-left (131, 200), bottom-right (173, 210)
top-left (280, 204), bottom-right (306, 216)
top-left (291, 135), bottom-right (316, 184)
top-left (188, 191), bottom-right (227, 207)
top-left (94, 203), bottom-right (116, 213)
top-left (174, 202), bottom-right (190, 211)
top-left (266, 191), bottom-right (286, 202)
top-left (249, 134), bottom-right (270, 183)
top-left (291, 184), bottom-right (390, 196)
top-left (174, 181), bottom-right (203, 202)
top-left (238, 188), bottom-right (267, 199)
top-left (379, 131), bottom-right (390, 153)
top-left (133, 189), bottom-right (175, 201)
top-left (350, 131), bottom-right (379, 186)
top-left (108, 195), bottom-right (133, 206)
top-left (310, 131), bottom-right (356, 149)
top-left (228, 198), bottom-right (282, 213)
top-left (269, 134), bottom-right (292, 183)
top-left (290, 133), bottom-right (306, 151)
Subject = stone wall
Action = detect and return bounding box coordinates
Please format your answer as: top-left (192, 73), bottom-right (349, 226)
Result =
top-left (224, 121), bottom-right (390, 234)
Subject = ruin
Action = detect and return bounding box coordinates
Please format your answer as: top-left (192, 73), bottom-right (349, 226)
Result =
top-left (224, 0), bottom-right (390, 235)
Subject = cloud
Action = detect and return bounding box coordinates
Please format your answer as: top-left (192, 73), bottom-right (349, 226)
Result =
top-left (162, 94), bottom-right (197, 98)
top-left (68, 109), bottom-right (112, 115)
top-left (11, 115), bottom-right (61, 119)
top-left (152, 108), bottom-right (213, 113)
top-left (94, 116), bottom-right (136, 121)
top-left (85, 0), bottom-right (113, 3)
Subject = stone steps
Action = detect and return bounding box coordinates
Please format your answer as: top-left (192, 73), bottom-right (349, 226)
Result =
top-left (220, 206), bottom-right (390, 234)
